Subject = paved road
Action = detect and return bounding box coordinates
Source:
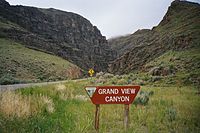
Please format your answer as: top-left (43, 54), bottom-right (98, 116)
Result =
top-left (0, 78), bottom-right (88, 91)
top-left (0, 81), bottom-right (68, 91)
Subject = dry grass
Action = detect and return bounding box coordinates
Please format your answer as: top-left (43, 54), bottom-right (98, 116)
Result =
top-left (41, 95), bottom-right (54, 113)
top-left (0, 91), bottom-right (54, 118)
top-left (0, 91), bottom-right (34, 118)
top-left (55, 84), bottom-right (74, 100)
top-left (55, 84), bottom-right (66, 91)
top-left (74, 95), bottom-right (88, 101)
top-left (66, 67), bottom-right (82, 79)
top-left (54, 84), bottom-right (88, 101)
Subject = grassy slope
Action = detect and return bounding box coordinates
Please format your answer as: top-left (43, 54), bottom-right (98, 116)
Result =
top-left (0, 38), bottom-right (82, 84)
top-left (143, 48), bottom-right (200, 87)
top-left (108, 29), bottom-right (151, 57)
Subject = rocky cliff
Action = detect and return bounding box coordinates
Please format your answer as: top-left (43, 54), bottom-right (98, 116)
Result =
top-left (108, 0), bottom-right (200, 74)
top-left (0, 0), bottom-right (115, 72)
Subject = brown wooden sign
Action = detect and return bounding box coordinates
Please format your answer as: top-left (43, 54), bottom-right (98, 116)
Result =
top-left (85, 85), bottom-right (140, 131)
top-left (85, 86), bottom-right (140, 104)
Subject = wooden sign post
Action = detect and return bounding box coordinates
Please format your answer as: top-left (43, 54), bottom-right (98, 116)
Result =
top-left (124, 104), bottom-right (129, 131)
top-left (95, 104), bottom-right (100, 132)
top-left (85, 86), bottom-right (140, 131)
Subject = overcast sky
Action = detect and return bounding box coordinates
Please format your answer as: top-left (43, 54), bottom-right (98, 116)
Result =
top-left (6, 0), bottom-right (200, 39)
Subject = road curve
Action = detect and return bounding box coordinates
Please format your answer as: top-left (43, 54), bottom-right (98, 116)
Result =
top-left (0, 81), bottom-right (67, 91)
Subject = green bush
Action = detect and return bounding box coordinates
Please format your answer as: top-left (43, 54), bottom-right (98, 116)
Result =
top-left (103, 73), bottom-right (114, 79)
top-left (133, 90), bottom-right (154, 106)
top-left (0, 74), bottom-right (20, 85)
top-left (166, 107), bottom-right (177, 122)
top-left (116, 79), bottom-right (128, 85)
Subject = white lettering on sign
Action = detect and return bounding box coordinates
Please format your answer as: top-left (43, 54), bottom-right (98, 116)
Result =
top-left (98, 88), bottom-right (135, 95)
top-left (121, 89), bottom-right (135, 94)
top-left (105, 96), bottom-right (130, 102)
top-left (98, 89), bottom-right (119, 94)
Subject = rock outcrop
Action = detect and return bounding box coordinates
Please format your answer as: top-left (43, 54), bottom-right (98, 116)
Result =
top-left (0, 0), bottom-right (115, 72)
top-left (108, 0), bottom-right (200, 74)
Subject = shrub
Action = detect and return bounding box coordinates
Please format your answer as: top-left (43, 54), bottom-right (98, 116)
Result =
top-left (0, 74), bottom-right (20, 85)
top-left (103, 73), bottom-right (114, 79)
top-left (166, 107), bottom-right (177, 122)
top-left (95, 78), bottom-right (107, 85)
top-left (133, 90), bottom-right (154, 106)
top-left (115, 75), bottom-right (122, 79)
top-left (150, 76), bottom-right (162, 82)
top-left (132, 79), bottom-right (145, 86)
top-left (96, 72), bottom-right (104, 78)
top-left (117, 79), bottom-right (128, 85)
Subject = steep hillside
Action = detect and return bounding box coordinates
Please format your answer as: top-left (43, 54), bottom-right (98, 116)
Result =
top-left (0, 38), bottom-right (82, 85)
top-left (144, 48), bottom-right (200, 87)
top-left (109, 29), bottom-right (151, 57)
top-left (0, 0), bottom-right (115, 72)
top-left (109, 0), bottom-right (200, 74)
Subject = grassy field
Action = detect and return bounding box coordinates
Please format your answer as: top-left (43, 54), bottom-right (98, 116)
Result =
top-left (0, 77), bottom-right (199, 133)
top-left (0, 38), bottom-right (82, 85)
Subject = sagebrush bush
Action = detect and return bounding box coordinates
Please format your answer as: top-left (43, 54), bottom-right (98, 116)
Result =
top-left (0, 74), bottom-right (20, 85)
top-left (103, 73), bottom-right (114, 79)
top-left (117, 79), bottom-right (128, 85)
top-left (133, 90), bottom-right (154, 106)
top-left (166, 107), bottom-right (177, 122)
top-left (96, 72), bottom-right (104, 78)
